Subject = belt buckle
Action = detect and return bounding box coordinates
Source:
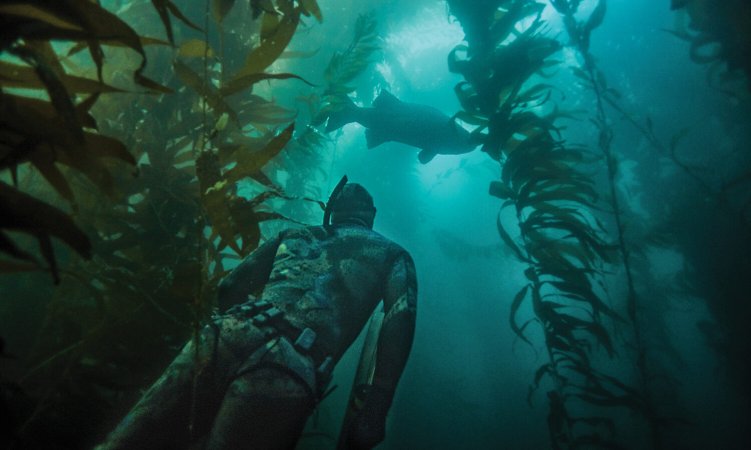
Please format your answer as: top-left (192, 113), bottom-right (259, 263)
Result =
top-left (294, 327), bottom-right (317, 352)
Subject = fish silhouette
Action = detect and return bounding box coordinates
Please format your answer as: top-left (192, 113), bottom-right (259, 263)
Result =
top-left (326, 91), bottom-right (477, 163)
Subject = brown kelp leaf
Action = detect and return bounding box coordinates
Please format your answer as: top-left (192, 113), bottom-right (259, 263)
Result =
top-left (510, 284), bottom-right (534, 345)
top-left (70, 1), bottom-right (172, 92)
top-left (0, 181), bottom-right (92, 278)
top-left (25, 0), bottom-right (173, 93)
top-left (496, 211), bottom-right (526, 262)
top-left (1, 96), bottom-right (75, 167)
top-left (0, 231), bottom-right (37, 263)
top-left (30, 152), bottom-right (76, 203)
top-left (211, 0), bottom-right (236, 23)
top-left (0, 258), bottom-right (39, 274)
top-left (491, 2), bottom-right (543, 45)
top-left (260, 9), bottom-right (282, 39)
top-left (66, 2), bottom-right (140, 63)
top-left (174, 60), bottom-right (238, 124)
top-left (24, 40), bottom-right (65, 75)
top-left (75, 93), bottom-right (101, 129)
top-left (0, 3), bottom-right (82, 32)
top-left (53, 142), bottom-right (116, 197)
top-left (177, 39), bottom-right (215, 58)
top-left (1, 93), bottom-right (97, 150)
top-left (165, 1), bottom-right (201, 30)
top-left (201, 181), bottom-right (242, 254)
top-left (299, 0), bottom-right (323, 22)
top-left (233, 9), bottom-right (300, 78)
top-left (220, 72), bottom-right (313, 97)
top-left (7, 44), bottom-right (83, 143)
top-left (236, 95), bottom-right (296, 125)
top-left (1, 94), bottom-right (134, 197)
top-left (36, 233), bottom-right (60, 283)
top-left (583, 0), bottom-right (607, 33)
top-left (135, 74), bottom-right (173, 94)
top-left (83, 132), bottom-right (137, 165)
top-left (196, 148), bottom-right (223, 193)
top-left (0, 61), bottom-right (125, 94)
top-left (223, 124), bottom-right (293, 185)
top-left (151, 0), bottom-right (201, 45)
top-left (67, 36), bottom-right (169, 56)
top-left (488, 180), bottom-right (514, 200)
top-left (227, 197), bottom-right (263, 253)
top-left (250, 0), bottom-right (278, 18)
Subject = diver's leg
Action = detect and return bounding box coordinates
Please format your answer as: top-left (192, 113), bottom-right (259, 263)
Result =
top-left (204, 367), bottom-right (314, 450)
top-left (96, 328), bottom-right (221, 450)
top-left (95, 345), bottom-right (194, 449)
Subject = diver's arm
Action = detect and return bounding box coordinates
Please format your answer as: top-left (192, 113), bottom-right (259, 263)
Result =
top-left (372, 251), bottom-right (417, 400)
top-left (216, 234), bottom-right (281, 310)
top-left (345, 251), bottom-right (417, 449)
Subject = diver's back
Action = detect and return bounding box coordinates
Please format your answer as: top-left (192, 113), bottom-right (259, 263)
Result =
top-left (262, 224), bottom-right (404, 359)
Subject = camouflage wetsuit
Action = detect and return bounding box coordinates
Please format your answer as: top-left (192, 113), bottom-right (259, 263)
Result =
top-left (96, 221), bottom-right (417, 450)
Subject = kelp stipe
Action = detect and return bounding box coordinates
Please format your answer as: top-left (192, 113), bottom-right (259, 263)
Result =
top-left (447, 1), bottom-right (635, 447)
top-left (549, 1), bottom-right (679, 448)
top-left (556, 2), bottom-right (751, 446)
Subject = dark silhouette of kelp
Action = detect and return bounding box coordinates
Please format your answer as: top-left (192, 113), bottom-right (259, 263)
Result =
top-left (550, 1), bottom-right (686, 447)
top-left (447, 1), bottom-right (643, 448)
top-left (0, 0), bottom-right (323, 448)
top-left (669, 0), bottom-right (751, 93)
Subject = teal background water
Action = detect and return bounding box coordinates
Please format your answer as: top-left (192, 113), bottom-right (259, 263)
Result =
top-left (1, 1), bottom-right (749, 449)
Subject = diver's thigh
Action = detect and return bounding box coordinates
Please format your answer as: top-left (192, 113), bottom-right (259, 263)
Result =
top-left (204, 367), bottom-right (313, 450)
top-left (96, 344), bottom-right (196, 449)
top-left (97, 326), bottom-right (225, 450)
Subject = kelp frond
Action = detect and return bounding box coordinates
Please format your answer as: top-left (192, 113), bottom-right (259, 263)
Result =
top-left (1, 1), bottom-right (322, 447)
top-left (449, 0), bottom-right (632, 447)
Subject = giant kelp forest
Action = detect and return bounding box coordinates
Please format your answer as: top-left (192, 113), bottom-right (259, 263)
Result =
top-left (1, 1), bottom-right (750, 449)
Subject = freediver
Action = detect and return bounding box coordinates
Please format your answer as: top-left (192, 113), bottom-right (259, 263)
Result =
top-left (95, 177), bottom-right (417, 450)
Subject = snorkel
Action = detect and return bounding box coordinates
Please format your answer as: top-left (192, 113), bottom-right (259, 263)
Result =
top-left (323, 175), bottom-right (349, 229)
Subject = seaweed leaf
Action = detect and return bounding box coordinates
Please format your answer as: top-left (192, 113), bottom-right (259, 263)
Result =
top-left (232, 8), bottom-right (300, 78)
top-left (151, 0), bottom-right (201, 45)
top-left (174, 60), bottom-right (238, 124)
top-left (490, 1), bottom-right (546, 45)
top-left (323, 13), bottom-right (379, 90)
top-left (0, 61), bottom-right (125, 94)
top-left (488, 180), bottom-right (515, 201)
top-left (224, 124), bottom-right (294, 185)
top-left (0, 181), bottom-right (92, 282)
top-left (510, 284), bottom-right (533, 345)
top-left (496, 211), bottom-right (526, 262)
top-left (211, 0), bottom-right (236, 23)
top-left (7, 44), bottom-right (82, 143)
top-left (299, 0), bottom-right (323, 23)
top-left (219, 72), bottom-right (313, 97)
top-left (177, 39), bottom-right (214, 58)
top-left (0, 4), bottom-right (82, 33)
top-left (66, 36), bottom-right (169, 57)
top-left (583, 0), bottom-right (607, 33)
top-left (1, 94), bottom-right (135, 198)
top-left (68, 0), bottom-right (172, 92)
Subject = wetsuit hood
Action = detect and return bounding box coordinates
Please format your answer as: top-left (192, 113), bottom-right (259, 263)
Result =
top-left (324, 177), bottom-right (377, 229)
